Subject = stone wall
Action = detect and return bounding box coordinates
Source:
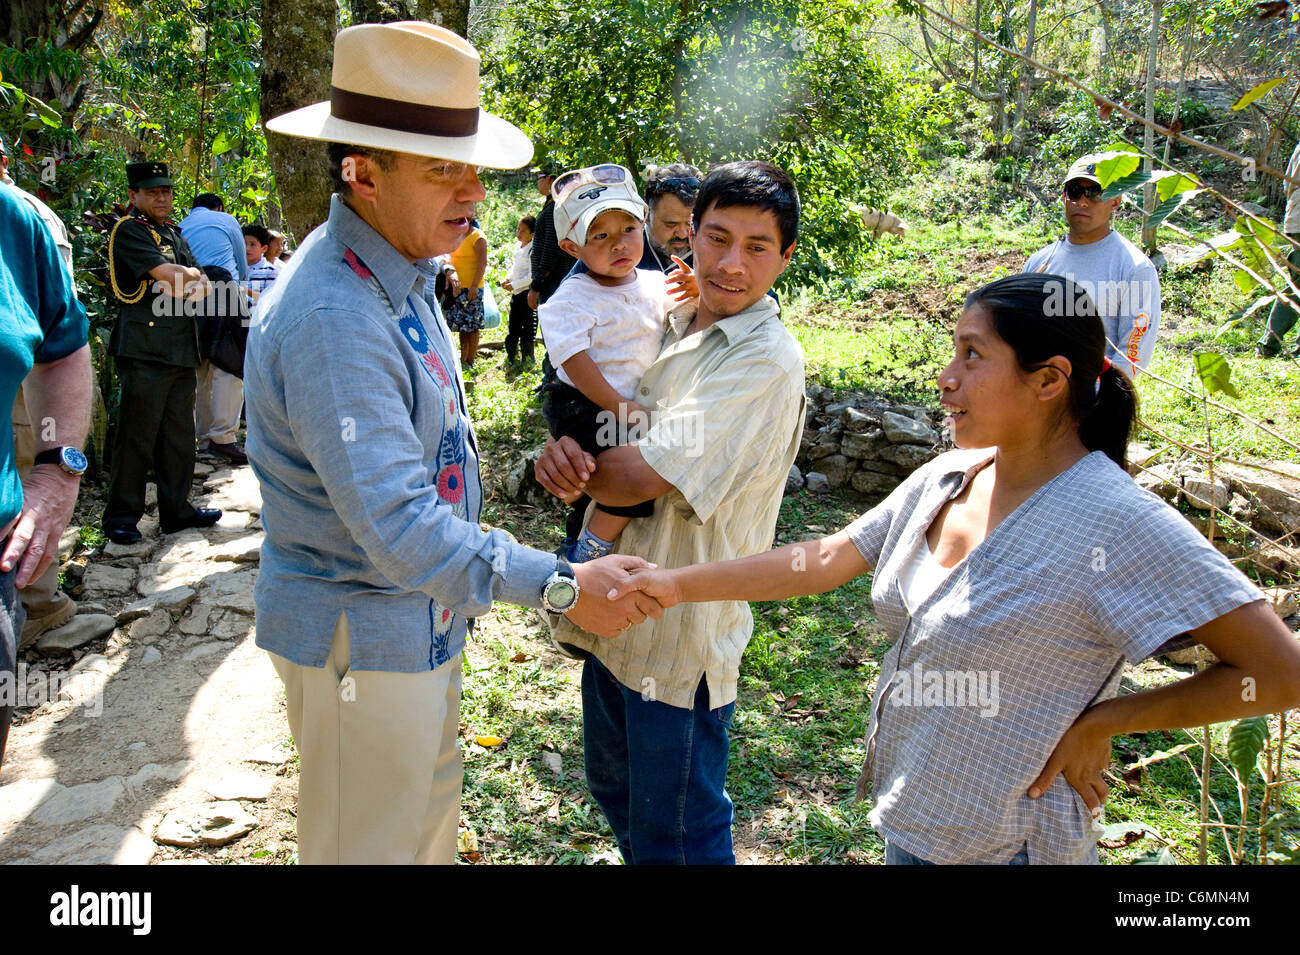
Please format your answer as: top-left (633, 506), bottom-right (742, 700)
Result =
top-left (788, 385), bottom-right (949, 500)
top-left (1132, 456), bottom-right (1300, 581)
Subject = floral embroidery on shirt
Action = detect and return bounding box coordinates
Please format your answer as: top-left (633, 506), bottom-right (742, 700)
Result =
top-left (437, 464), bottom-right (465, 504)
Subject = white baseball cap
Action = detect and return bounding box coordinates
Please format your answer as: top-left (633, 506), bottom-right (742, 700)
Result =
top-left (552, 164), bottom-right (648, 244)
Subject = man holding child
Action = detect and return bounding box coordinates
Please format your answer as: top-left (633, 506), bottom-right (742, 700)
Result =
top-left (537, 160), bottom-right (807, 864)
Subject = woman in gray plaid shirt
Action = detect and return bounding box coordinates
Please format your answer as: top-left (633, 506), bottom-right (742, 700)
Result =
top-left (611, 273), bottom-right (1300, 864)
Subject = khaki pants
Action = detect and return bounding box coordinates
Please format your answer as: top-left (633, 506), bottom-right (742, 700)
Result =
top-left (11, 388), bottom-right (74, 645)
top-left (194, 360), bottom-right (244, 446)
top-left (268, 613), bottom-right (463, 864)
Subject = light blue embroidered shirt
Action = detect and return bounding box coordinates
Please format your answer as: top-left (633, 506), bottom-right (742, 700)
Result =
top-left (244, 195), bottom-right (556, 672)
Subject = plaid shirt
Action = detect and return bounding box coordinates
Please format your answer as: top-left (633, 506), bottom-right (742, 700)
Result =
top-left (845, 448), bottom-right (1262, 864)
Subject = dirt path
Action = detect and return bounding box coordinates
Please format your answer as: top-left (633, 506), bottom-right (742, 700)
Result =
top-left (0, 462), bottom-right (296, 864)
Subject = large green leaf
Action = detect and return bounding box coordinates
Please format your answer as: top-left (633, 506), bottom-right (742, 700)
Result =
top-left (1100, 169), bottom-right (1151, 200)
top-left (1193, 352), bottom-right (1242, 398)
top-left (1226, 716), bottom-right (1268, 779)
top-left (211, 131), bottom-right (232, 156)
top-left (1232, 77), bottom-right (1286, 111)
top-left (1234, 268), bottom-right (1260, 296)
top-left (1147, 189), bottom-right (1203, 229)
top-left (1093, 151), bottom-right (1142, 189)
top-left (1153, 172), bottom-right (1201, 202)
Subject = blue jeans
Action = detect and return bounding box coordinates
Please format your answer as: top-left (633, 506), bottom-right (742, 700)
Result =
top-left (581, 656), bottom-right (736, 864)
top-left (885, 841), bottom-right (1030, 865)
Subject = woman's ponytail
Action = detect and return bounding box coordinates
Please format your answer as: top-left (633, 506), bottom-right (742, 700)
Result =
top-left (1079, 362), bottom-right (1138, 469)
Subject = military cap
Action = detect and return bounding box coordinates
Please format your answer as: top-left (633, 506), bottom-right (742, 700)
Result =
top-left (127, 161), bottom-right (173, 190)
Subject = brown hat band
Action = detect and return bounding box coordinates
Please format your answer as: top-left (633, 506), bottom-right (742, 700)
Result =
top-left (330, 86), bottom-right (479, 138)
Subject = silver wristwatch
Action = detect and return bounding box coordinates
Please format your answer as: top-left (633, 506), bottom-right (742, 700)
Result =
top-left (541, 557), bottom-right (580, 614)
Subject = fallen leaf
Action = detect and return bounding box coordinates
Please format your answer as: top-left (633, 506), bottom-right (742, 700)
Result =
top-left (509, 652), bottom-right (533, 663)
top-left (457, 825), bottom-right (478, 857)
top-left (475, 735), bottom-right (505, 747)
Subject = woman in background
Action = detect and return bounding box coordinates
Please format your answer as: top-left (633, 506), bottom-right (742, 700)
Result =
top-left (444, 218), bottom-right (488, 368)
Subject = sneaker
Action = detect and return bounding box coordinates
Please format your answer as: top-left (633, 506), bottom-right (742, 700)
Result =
top-left (568, 534), bottom-right (614, 563)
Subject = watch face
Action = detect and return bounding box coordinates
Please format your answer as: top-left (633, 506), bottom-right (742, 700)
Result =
top-left (62, 448), bottom-right (88, 473)
top-left (548, 581), bottom-right (577, 610)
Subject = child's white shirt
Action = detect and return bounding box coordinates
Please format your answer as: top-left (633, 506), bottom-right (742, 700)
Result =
top-left (539, 269), bottom-right (670, 401)
top-left (507, 240), bottom-right (532, 291)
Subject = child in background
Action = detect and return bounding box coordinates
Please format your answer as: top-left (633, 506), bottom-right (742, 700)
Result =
top-left (539, 164), bottom-right (693, 563)
top-left (503, 215), bottom-right (536, 367)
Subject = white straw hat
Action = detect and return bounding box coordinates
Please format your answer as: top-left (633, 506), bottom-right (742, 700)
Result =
top-left (265, 22), bottom-right (532, 169)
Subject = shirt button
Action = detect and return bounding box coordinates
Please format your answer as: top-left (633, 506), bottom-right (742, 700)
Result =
top-left (639, 387), bottom-right (649, 396)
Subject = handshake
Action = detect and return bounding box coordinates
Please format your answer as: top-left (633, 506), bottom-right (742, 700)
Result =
top-left (565, 555), bottom-right (682, 640)
top-left (534, 435), bottom-right (684, 640)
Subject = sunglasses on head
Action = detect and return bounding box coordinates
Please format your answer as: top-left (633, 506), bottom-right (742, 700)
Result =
top-left (657, 176), bottom-right (699, 190)
top-left (1064, 182), bottom-right (1104, 202)
top-left (554, 164), bottom-right (629, 202)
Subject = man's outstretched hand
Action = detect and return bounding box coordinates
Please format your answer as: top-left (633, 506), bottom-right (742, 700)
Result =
top-left (568, 554), bottom-right (665, 639)
top-left (535, 435), bottom-right (596, 501)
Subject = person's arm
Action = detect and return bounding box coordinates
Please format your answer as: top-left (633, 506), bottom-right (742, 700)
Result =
top-left (464, 235), bottom-right (487, 301)
top-left (1, 346), bottom-right (93, 587)
top-left (1029, 600), bottom-right (1300, 811)
top-left (149, 262), bottom-right (209, 298)
top-left (534, 436), bottom-right (672, 508)
top-left (561, 352), bottom-right (650, 418)
top-left (607, 529), bottom-right (871, 607)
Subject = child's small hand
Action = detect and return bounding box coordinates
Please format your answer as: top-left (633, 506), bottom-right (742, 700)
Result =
top-left (666, 257), bottom-right (698, 301)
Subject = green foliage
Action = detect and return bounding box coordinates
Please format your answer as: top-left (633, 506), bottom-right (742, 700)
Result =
top-left (1227, 716), bottom-right (1269, 780)
top-left (481, 0), bottom-right (953, 287)
top-left (1192, 352), bottom-right (1241, 399)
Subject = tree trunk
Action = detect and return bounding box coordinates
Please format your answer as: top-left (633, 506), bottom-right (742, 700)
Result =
top-left (1162, 21), bottom-right (1194, 168)
top-left (1, 0), bottom-right (104, 102)
top-left (261, 0), bottom-right (338, 242)
top-left (1141, 0), bottom-right (1162, 251)
top-left (350, 1), bottom-right (469, 35)
top-left (1009, 0), bottom-right (1038, 157)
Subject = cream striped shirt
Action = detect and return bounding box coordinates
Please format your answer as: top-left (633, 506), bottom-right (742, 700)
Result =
top-left (554, 296), bottom-right (805, 709)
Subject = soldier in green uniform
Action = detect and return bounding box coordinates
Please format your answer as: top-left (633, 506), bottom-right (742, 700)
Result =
top-left (102, 161), bottom-right (222, 544)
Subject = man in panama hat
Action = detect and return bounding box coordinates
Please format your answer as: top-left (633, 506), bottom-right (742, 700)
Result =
top-left (247, 22), bottom-right (663, 865)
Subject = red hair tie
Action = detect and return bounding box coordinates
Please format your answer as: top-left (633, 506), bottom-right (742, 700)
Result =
top-left (1100, 357), bottom-right (1112, 374)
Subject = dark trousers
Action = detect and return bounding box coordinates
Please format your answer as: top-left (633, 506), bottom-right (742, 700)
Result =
top-left (0, 559), bottom-right (23, 774)
top-left (504, 291), bottom-right (536, 364)
top-left (541, 381), bottom-right (655, 542)
top-left (582, 656), bottom-right (736, 864)
top-left (1259, 239), bottom-right (1300, 356)
top-left (103, 357), bottom-right (200, 532)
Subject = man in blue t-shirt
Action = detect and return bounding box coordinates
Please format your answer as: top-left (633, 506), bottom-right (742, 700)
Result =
top-left (0, 185), bottom-right (92, 773)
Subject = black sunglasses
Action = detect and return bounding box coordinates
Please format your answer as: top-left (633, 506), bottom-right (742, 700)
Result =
top-left (1064, 182), bottom-right (1104, 202)
top-left (658, 176), bottom-right (699, 190)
